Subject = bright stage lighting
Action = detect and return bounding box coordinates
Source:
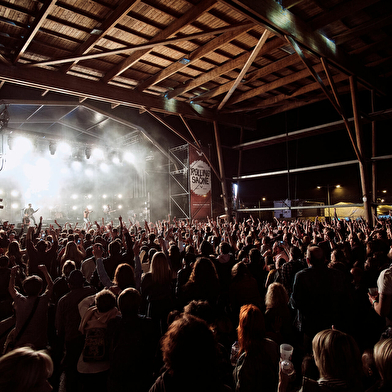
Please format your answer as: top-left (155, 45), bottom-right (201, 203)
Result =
top-left (113, 156), bottom-right (120, 165)
top-left (11, 190), bottom-right (19, 197)
top-left (87, 194), bottom-right (92, 199)
top-left (118, 194), bottom-right (122, 199)
top-left (14, 136), bottom-right (33, 154)
top-left (87, 205), bottom-right (93, 210)
top-left (85, 168), bottom-right (94, 177)
top-left (11, 203), bottom-right (19, 209)
top-left (57, 142), bottom-right (72, 156)
top-left (124, 152), bottom-right (135, 164)
top-left (100, 162), bottom-right (109, 173)
top-left (118, 205), bottom-right (122, 209)
top-left (93, 148), bottom-right (104, 160)
top-left (72, 161), bottom-right (82, 171)
top-left (72, 194), bottom-right (78, 199)
top-left (102, 194), bottom-right (107, 199)
top-left (72, 206), bottom-right (77, 210)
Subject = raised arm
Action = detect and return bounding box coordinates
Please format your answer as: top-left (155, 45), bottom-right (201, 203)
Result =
top-left (8, 265), bottom-right (19, 300)
top-left (38, 264), bottom-right (54, 297)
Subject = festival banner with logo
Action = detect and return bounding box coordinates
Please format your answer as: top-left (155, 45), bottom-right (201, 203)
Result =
top-left (189, 146), bottom-right (211, 220)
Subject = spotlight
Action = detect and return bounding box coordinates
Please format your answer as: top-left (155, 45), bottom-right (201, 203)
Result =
top-left (85, 147), bottom-right (92, 159)
top-left (7, 136), bottom-right (13, 150)
top-left (49, 141), bottom-right (57, 155)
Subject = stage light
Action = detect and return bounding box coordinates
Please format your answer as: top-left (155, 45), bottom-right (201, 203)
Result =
top-left (71, 161), bottom-right (82, 171)
top-left (85, 147), bottom-right (92, 159)
top-left (93, 148), bottom-right (104, 160)
top-left (87, 194), bottom-right (92, 199)
top-left (11, 190), bottom-right (19, 197)
top-left (118, 205), bottom-right (122, 209)
top-left (58, 142), bottom-right (72, 156)
top-left (72, 194), bottom-right (78, 199)
top-left (14, 136), bottom-right (33, 153)
top-left (124, 152), bottom-right (135, 164)
top-left (100, 162), bottom-right (109, 173)
top-left (85, 168), bottom-right (93, 177)
top-left (102, 194), bottom-right (107, 199)
top-left (72, 206), bottom-right (77, 210)
top-left (11, 203), bottom-right (19, 209)
top-left (118, 194), bottom-right (122, 199)
top-left (49, 141), bottom-right (57, 155)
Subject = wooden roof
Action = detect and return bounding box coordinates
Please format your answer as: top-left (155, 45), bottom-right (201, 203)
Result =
top-left (0, 0), bottom-right (392, 134)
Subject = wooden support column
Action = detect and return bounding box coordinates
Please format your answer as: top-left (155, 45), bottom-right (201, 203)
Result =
top-left (371, 90), bottom-right (377, 226)
top-left (235, 127), bottom-right (244, 220)
top-left (350, 76), bottom-right (372, 226)
top-left (213, 121), bottom-right (230, 218)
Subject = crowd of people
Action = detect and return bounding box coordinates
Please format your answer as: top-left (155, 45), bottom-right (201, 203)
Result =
top-left (0, 212), bottom-right (391, 392)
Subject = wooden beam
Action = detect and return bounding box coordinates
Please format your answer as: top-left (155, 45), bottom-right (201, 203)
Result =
top-left (321, 57), bottom-right (362, 162)
top-left (227, 59), bottom-right (323, 106)
top-left (221, 0), bottom-right (385, 93)
top-left (191, 54), bottom-right (300, 102)
top-left (214, 121), bottom-right (230, 217)
top-left (167, 36), bottom-right (284, 99)
top-left (102, 0), bottom-right (217, 83)
top-left (13, 0), bottom-right (57, 63)
top-left (179, 115), bottom-right (221, 181)
top-left (0, 63), bottom-right (257, 129)
top-left (350, 75), bottom-right (372, 224)
top-left (217, 29), bottom-right (270, 110)
top-left (145, 109), bottom-right (195, 146)
top-left (309, 0), bottom-right (382, 31)
top-left (136, 22), bottom-right (255, 92)
top-left (24, 25), bottom-right (245, 68)
top-left (333, 13), bottom-right (392, 46)
top-left (227, 72), bottom-right (348, 113)
top-left (61, 0), bottom-right (142, 73)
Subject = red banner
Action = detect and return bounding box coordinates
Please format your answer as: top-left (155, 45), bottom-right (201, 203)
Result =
top-left (189, 146), bottom-right (211, 220)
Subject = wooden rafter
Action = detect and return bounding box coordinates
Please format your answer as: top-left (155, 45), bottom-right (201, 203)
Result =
top-left (101, 0), bottom-right (217, 83)
top-left (309, 0), bottom-right (382, 31)
top-left (191, 54), bottom-right (300, 102)
top-left (222, 0), bottom-right (385, 93)
top-left (217, 29), bottom-right (270, 110)
top-left (0, 63), bottom-right (256, 129)
top-left (333, 13), bottom-right (392, 45)
top-left (13, 0), bottom-right (57, 63)
top-left (24, 24), bottom-right (248, 68)
top-left (227, 72), bottom-right (348, 113)
top-left (167, 36), bottom-right (284, 99)
top-left (136, 22), bottom-right (255, 92)
top-left (227, 60), bottom-right (323, 106)
top-left (61, 0), bottom-right (142, 73)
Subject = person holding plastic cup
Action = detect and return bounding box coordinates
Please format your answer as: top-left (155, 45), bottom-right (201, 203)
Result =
top-left (278, 329), bottom-right (363, 392)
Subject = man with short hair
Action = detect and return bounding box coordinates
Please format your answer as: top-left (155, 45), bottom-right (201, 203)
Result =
top-left (290, 245), bottom-right (350, 352)
top-left (55, 270), bottom-right (96, 391)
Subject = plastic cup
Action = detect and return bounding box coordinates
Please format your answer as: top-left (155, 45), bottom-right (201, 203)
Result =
top-left (280, 344), bottom-right (293, 360)
top-left (368, 287), bottom-right (378, 296)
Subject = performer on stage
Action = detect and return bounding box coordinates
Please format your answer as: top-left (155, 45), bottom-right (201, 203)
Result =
top-left (103, 204), bottom-right (115, 222)
top-left (24, 203), bottom-right (38, 225)
top-left (83, 207), bottom-right (93, 228)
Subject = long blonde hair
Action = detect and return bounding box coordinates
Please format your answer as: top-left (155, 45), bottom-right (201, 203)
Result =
top-left (312, 329), bottom-right (362, 387)
top-left (265, 282), bottom-right (289, 309)
top-left (150, 252), bottom-right (171, 284)
top-left (374, 338), bottom-right (392, 385)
